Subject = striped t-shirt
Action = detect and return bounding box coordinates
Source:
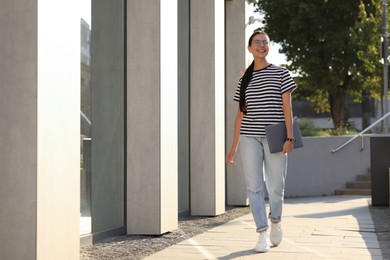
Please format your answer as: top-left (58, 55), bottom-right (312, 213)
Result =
top-left (234, 64), bottom-right (297, 137)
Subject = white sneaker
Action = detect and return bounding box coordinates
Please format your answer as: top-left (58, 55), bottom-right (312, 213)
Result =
top-left (255, 231), bottom-right (270, 252)
top-left (270, 222), bottom-right (283, 246)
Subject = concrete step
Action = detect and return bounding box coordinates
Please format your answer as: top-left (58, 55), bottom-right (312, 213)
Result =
top-left (356, 173), bottom-right (371, 181)
top-left (335, 169), bottom-right (371, 196)
top-left (346, 181), bottom-right (371, 189)
top-left (335, 189), bottom-right (371, 196)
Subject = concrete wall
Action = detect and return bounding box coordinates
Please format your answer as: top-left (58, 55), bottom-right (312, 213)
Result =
top-left (225, 0), bottom-right (248, 206)
top-left (225, 136), bottom-right (372, 199)
top-left (126, 0), bottom-right (178, 234)
top-left (286, 136), bottom-right (371, 197)
top-left (190, 0), bottom-right (225, 216)
top-left (0, 0), bottom-right (80, 259)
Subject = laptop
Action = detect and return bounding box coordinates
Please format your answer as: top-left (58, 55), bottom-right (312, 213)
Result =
top-left (264, 119), bottom-right (304, 153)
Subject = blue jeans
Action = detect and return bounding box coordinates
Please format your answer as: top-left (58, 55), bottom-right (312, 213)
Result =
top-left (240, 135), bottom-right (287, 232)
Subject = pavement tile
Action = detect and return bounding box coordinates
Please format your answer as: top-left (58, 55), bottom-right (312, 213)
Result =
top-left (145, 196), bottom-right (384, 260)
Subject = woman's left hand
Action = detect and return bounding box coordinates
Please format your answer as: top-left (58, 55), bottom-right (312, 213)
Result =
top-left (282, 141), bottom-right (294, 154)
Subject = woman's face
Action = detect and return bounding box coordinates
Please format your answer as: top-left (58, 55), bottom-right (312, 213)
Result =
top-left (248, 33), bottom-right (270, 59)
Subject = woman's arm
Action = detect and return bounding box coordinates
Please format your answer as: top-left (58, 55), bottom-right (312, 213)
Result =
top-left (282, 91), bottom-right (294, 154)
top-left (226, 106), bottom-right (243, 164)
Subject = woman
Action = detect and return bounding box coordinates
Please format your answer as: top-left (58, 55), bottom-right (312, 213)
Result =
top-left (226, 31), bottom-right (297, 253)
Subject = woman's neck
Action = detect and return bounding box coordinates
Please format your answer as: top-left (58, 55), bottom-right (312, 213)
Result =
top-left (253, 59), bottom-right (270, 70)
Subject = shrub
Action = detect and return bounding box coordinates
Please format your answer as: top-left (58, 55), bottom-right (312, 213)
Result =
top-left (298, 118), bottom-right (357, 137)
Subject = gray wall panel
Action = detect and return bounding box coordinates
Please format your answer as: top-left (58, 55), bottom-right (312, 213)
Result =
top-left (91, 0), bottom-right (125, 234)
top-left (178, 0), bottom-right (190, 214)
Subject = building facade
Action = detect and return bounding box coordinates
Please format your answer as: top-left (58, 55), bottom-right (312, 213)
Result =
top-left (0, 0), bottom-right (248, 259)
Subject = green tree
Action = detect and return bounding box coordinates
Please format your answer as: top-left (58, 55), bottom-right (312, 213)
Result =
top-left (350, 1), bottom-right (384, 129)
top-left (255, 0), bottom-right (384, 129)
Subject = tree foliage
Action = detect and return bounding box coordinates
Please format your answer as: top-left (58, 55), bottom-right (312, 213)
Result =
top-left (255, 0), bottom-right (384, 129)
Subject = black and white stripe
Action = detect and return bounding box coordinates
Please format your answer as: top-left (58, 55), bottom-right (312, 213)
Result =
top-left (233, 64), bottom-right (297, 137)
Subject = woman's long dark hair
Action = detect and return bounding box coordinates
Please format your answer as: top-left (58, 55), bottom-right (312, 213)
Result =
top-left (239, 31), bottom-right (268, 114)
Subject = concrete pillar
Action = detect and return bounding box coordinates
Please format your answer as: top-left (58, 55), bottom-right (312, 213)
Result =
top-left (0, 0), bottom-right (80, 259)
top-left (126, 0), bottom-right (178, 234)
top-left (225, 0), bottom-right (248, 206)
top-left (190, 0), bottom-right (225, 216)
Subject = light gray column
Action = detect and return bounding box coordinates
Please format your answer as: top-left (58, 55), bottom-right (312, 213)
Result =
top-left (0, 0), bottom-right (80, 259)
top-left (225, 0), bottom-right (248, 206)
top-left (190, 0), bottom-right (225, 216)
top-left (126, 0), bottom-right (178, 234)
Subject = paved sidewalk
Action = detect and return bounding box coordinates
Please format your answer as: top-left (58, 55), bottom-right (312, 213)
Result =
top-left (144, 196), bottom-right (382, 260)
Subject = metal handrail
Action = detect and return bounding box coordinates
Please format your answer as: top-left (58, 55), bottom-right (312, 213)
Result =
top-left (331, 111), bottom-right (390, 153)
top-left (80, 111), bottom-right (92, 125)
